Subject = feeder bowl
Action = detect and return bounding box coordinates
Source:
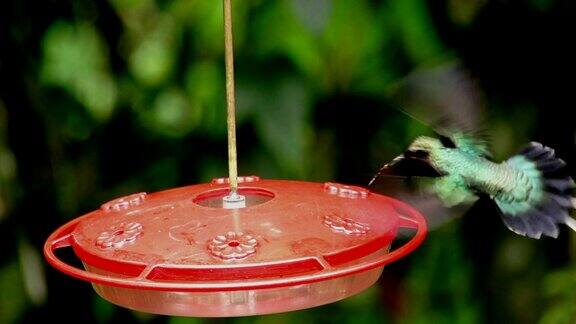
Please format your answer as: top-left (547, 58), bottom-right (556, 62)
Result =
top-left (44, 177), bottom-right (426, 317)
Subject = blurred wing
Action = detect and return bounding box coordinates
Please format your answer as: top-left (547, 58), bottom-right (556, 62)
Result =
top-left (387, 62), bottom-right (488, 140)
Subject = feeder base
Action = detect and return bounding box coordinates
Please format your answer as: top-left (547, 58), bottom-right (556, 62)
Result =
top-left (88, 266), bottom-right (383, 317)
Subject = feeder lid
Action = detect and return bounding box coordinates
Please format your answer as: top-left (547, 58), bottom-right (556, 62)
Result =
top-left (46, 177), bottom-right (426, 291)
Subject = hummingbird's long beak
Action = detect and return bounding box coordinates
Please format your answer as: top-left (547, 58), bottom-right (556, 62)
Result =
top-left (370, 152), bottom-right (442, 187)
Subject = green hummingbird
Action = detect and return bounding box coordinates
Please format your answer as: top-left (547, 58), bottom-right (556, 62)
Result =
top-left (369, 64), bottom-right (575, 239)
top-left (370, 132), bottom-right (575, 239)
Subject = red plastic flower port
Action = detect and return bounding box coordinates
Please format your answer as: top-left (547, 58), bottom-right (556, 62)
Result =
top-left (323, 214), bottom-right (370, 235)
top-left (96, 222), bottom-right (143, 249)
top-left (208, 232), bottom-right (258, 260)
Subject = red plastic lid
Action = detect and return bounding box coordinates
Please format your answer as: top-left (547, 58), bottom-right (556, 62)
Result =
top-left (45, 177), bottom-right (426, 292)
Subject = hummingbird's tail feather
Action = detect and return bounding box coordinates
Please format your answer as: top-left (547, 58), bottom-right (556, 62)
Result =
top-left (498, 142), bottom-right (575, 239)
top-left (564, 216), bottom-right (576, 232)
top-left (500, 199), bottom-right (572, 238)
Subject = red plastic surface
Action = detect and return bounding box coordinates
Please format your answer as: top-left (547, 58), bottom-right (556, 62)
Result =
top-left (45, 178), bottom-right (426, 294)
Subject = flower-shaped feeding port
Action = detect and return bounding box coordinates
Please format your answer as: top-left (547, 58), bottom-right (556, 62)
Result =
top-left (324, 183), bottom-right (368, 199)
top-left (323, 214), bottom-right (370, 235)
top-left (208, 232), bottom-right (258, 260)
top-left (96, 222), bottom-right (143, 249)
top-left (100, 192), bottom-right (147, 212)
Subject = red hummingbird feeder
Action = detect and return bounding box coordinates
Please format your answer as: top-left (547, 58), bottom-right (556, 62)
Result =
top-left (44, 177), bottom-right (426, 317)
top-left (43, 0), bottom-right (427, 317)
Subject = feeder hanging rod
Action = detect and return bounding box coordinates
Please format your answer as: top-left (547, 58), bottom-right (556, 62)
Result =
top-left (223, 0), bottom-right (239, 195)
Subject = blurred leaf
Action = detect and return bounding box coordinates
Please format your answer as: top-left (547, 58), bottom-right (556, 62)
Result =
top-left (0, 99), bottom-right (16, 221)
top-left (0, 148), bottom-right (17, 221)
top-left (41, 21), bottom-right (106, 84)
top-left (290, 0), bottom-right (332, 35)
top-left (179, 0), bottom-right (250, 55)
top-left (109, 0), bottom-right (157, 39)
top-left (403, 225), bottom-right (482, 323)
top-left (340, 285), bottom-right (379, 309)
top-left (253, 77), bottom-right (312, 178)
top-left (131, 310), bottom-right (156, 322)
top-left (494, 237), bottom-right (535, 274)
top-left (489, 105), bottom-right (537, 159)
top-left (390, 0), bottom-right (448, 64)
top-left (0, 261), bottom-right (26, 323)
top-left (530, 0), bottom-right (554, 11)
top-left (540, 306), bottom-right (575, 324)
top-left (18, 238), bottom-right (47, 306)
top-left (109, 0), bottom-right (153, 12)
top-left (320, 0), bottom-right (384, 90)
top-left (306, 129), bottom-right (336, 182)
top-left (142, 157), bottom-right (180, 189)
top-left (139, 87), bottom-right (199, 138)
top-left (540, 265), bottom-right (576, 324)
top-left (448, 0), bottom-right (487, 26)
top-left (52, 152), bottom-right (99, 216)
top-left (339, 286), bottom-right (387, 324)
top-left (129, 15), bottom-right (180, 87)
top-left (256, 0), bottom-right (393, 93)
top-left (168, 316), bottom-right (204, 324)
top-left (41, 21), bottom-right (117, 121)
top-left (188, 0), bottom-right (224, 55)
top-left (92, 295), bottom-right (116, 324)
top-left (184, 61), bottom-right (225, 137)
top-left (252, 1), bottom-right (324, 86)
top-left (197, 156), bottom-right (227, 183)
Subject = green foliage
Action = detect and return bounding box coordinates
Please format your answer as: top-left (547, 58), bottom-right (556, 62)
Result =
top-left (18, 238), bottom-right (47, 306)
top-left (252, 77), bottom-right (312, 178)
top-left (390, 0), bottom-right (449, 64)
top-left (403, 225), bottom-right (482, 323)
top-left (1, 0), bottom-right (573, 323)
top-left (0, 261), bottom-right (27, 323)
top-left (140, 87), bottom-right (198, 137)
top-left (184, 61), bottom-right (226, 137)
top-left (128, 15), bottom-right (180, 87)
top-left (0, 100), bottom-right (17, 221)
top-left (540, 265), bottom-right (576, 324)
top-left (41, 21), bottom-right (117, 122)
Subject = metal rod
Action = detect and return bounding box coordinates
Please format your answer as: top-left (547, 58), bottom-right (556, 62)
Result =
top-left (223, 0), bottom-right (239, 195)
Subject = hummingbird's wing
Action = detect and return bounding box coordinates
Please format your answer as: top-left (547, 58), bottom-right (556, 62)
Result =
top-left (388, 62), bottom-right (485, 132)
top-left (370, 174), bottom-right (478, 232)
top-left (387, 62), bottom-right (491, 155)
top-left (369, 155), bottom-right (477, 231)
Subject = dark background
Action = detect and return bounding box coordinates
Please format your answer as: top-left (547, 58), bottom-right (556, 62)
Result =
top-left (1, 0), bottom-right (575, 323)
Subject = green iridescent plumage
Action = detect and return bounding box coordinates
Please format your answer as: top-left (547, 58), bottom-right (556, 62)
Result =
top-left (406, 134), bottom-right (542, 213)
top-left (370, 133), bottom-right (576, 239)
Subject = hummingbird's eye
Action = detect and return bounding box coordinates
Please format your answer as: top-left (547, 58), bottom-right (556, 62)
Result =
top-left (439, 135), bottom-right (457, 148)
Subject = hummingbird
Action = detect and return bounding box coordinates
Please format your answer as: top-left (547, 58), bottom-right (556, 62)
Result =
top-left (369, 133), bottom-right (576, 239)
top-left (370, 63), bottom-right (575, 239)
